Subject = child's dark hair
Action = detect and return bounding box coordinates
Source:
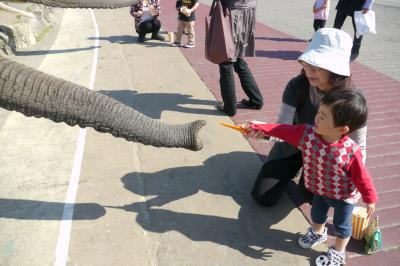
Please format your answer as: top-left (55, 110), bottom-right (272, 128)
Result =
top-left (321, 89), bottom-right (368, 133)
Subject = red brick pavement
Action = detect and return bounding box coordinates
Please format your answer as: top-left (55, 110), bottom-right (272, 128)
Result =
top-left (161, 2), bottom-right (400, 265)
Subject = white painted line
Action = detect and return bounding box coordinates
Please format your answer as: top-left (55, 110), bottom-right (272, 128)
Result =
top-left (54, 9), bottom-right (99, 266)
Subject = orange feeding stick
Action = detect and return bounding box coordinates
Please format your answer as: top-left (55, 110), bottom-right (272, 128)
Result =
top-left (218, 122), bottom-right (248, 133)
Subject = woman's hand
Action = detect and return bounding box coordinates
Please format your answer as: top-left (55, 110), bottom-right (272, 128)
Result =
top-left (366, 202), bottom-right (376, 219)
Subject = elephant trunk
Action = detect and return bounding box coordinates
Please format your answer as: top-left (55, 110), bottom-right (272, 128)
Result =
top-left (24, 0), bottom-right (136, 9)
top-left (0, 55), bottom-right (205, 151)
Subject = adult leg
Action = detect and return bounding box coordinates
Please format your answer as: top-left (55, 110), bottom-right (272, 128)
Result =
top-left (218, 62), bottom-right (236, 116)
top-left (137, 21), bottom-right (153, 42)
top-left (251, 152), bottom-right (303, 207)
top-left (150, 18), bottom-right (165, 41)
top-left (233, 58), bottom-right (263, 108)
top-left (350, 14), bottom-right (363, 60)
top-left (333, 9), bottom-right (347, 30)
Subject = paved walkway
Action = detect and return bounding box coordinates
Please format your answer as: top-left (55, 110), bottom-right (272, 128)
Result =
top-left (161, 1), bottom-right (400, 265)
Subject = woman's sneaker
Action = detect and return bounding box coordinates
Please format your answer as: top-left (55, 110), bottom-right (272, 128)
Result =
top-left (316, 246), bottom-right (346, 266)
top-left (298, 227), bottom-right (328, 249)
top-left (184, 42), bottom-right (195, 48)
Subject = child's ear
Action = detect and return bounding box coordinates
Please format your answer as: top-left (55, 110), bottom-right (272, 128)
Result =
top-left (338, 126), bottom-right (350, 135)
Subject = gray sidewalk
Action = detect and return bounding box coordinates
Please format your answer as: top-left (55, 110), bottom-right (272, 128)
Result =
top-left (1, 7), bottom-right (323, 266)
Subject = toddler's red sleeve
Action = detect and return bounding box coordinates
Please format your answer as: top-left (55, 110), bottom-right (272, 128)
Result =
top-left (250, 123), bottom-right (306, 147)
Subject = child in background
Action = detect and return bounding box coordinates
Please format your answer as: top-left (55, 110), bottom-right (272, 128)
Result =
top-left (173, 0), bottom-right (199, 48)
top-left (312, 0), bottom-right (330, 38)
top-left (244, 89), bottom-right (378, 266)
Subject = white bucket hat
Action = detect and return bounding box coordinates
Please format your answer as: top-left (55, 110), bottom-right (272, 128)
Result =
top-left (298, 28), bottom-right (352, 76)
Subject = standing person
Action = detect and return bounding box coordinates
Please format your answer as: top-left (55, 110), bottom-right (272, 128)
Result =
top-left (173, 0), bottom-right (199, 48)
top-left (244, 89), bottom-right (378, 266)
top-left (333, 0), bottom-right (375, 61)
top-left (312, 0), bottom-right (330, 35)
top-left (217, 0), bottom-right (263, 117)
top-left (250, 28), bottom-right (367, 207)
top-left (130, 0), bottom-right (165, 43)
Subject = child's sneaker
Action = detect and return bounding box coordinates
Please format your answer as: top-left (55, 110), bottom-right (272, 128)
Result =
top-left (172, 41), bottom-right (182, 47)
top-left (184, 42), bottom-right (195, 48)
top-left (298, 227), bottom-right (327, 249)
top-left (316, 246), bottom-right (346, 266)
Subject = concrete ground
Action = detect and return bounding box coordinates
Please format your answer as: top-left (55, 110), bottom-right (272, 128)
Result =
top-left (1, 0), bottom-right (399, 265)
top-left (1, 7), bottom-right (324, 266)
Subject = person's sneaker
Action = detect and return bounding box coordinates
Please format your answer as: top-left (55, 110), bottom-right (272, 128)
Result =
top-left (172, 41), bottom-right (182, 47)
top-left (138, 35), bottom-right (145, 43)
top-left (298, 227), bottom-right (328, 249)
top-left (315, 246), bottom-right (346, 266)
top-left (184, 42), bottom-right (195, 48)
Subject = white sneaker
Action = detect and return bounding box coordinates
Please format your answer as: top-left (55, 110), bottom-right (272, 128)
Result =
top-left (184, 42), bottom-right (195, 48)
top-left (316, 246), bottom-right (346, 266)
top-left (298, 227), bottom-right (327, 249)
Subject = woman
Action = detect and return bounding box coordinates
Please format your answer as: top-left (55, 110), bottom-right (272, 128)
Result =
top-left (250, 28), bottom-right (367, 207)
top-left (217, 0), bottom-right (263, 116)
top-left (130, 0), bottom-right (165, 42)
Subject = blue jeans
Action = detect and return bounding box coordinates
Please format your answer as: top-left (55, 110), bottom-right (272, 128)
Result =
top-left (311, 195), bottom-right (355, 238)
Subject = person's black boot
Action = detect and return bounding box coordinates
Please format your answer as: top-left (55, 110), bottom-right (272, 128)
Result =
top-left (138, 34), bottom-right (145, 43)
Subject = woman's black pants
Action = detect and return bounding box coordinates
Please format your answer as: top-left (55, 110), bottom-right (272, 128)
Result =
top-left (251, 151), bottom-right (313, 207)
top-left (219, 58), bottom-right (263, 116)
top-left (138, 19), bottom-right (161, 37)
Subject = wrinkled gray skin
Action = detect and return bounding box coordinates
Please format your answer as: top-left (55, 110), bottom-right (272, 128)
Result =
top-left (0, 0), bottom-right (206, 151)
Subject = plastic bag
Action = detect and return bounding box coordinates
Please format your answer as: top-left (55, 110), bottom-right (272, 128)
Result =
top-left (354, 10), bottom-right (377, 38)
top-left (364, 216), bottom-right (382, 254)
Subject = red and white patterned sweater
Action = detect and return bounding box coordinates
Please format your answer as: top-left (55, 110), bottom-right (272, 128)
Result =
top-left (250, 123), bottom-right (378, 204)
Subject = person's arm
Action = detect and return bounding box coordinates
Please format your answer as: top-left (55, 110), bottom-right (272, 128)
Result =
top-left (176, 0), bottom-right (181, 12)
top-left (130, 5), bottom-right (141, 17)
top-left (348, 149), bottom-right (378, 217)
top-left (152, 0), bottom-right (161, 16)
top-left (313, 1), bottom-right (318, 13)
top-left (250, 123), bottom-right (306, 147)
top-left (277, 103), bottom-right (296, 124)
top-left (191, 1), bottom-right (200, 12)
top-left (362, 0), bottom-right (374, 13)
top-left (348, 125), bottom-right (367, 163)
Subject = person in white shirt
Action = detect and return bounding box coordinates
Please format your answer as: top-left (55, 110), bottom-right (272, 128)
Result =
top-left (333, 0), bottom-right (375, 61)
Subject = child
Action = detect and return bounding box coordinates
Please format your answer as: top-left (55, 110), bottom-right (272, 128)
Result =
top-left (312, 0), bottom-right (330, 37)
top-left (173, 0), bottom-right (199, 48)
top-left (244, 89), bottom-right (378, 266)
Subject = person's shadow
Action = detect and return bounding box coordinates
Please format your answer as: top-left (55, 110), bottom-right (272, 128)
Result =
top-left (99, 89), bottom-right (220, 119)
top-left (109, 151), bottom-right (321, 261)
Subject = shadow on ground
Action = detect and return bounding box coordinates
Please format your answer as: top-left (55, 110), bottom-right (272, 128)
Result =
top-left (107, 151), bottom-right (320, 262)
top-left (100, 89), bottom-right (220, 119)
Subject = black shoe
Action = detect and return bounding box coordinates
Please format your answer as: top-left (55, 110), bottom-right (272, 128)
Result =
top-left (151, 33), bottom-right (165, 41)
top-left (238, 98), bottom-right (262, 110)
top-left (138, 35), bottom-right (145, 43)
top-left (216, 103), bottom-right (235, 117)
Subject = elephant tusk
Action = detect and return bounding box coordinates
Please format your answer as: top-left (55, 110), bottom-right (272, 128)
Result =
top-left (0, 2), bottom-right (35, 18)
